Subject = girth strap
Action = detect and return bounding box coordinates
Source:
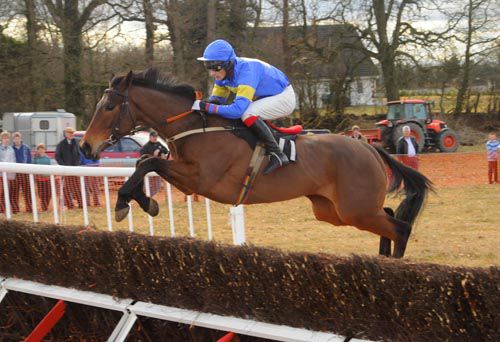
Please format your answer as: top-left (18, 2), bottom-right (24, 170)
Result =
top-left (235, 144), bottom-right (266, 206)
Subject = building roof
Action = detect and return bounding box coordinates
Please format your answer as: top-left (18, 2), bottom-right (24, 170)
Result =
top-left (247, 24), bottom-right (378, 79)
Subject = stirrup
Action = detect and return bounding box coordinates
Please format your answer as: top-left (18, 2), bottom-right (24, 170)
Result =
top-left (263, 152), bottom-right (289, 175)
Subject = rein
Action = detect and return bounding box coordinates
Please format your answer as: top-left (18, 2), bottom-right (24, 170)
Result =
top-left (105, 87), bottom-right (242, 144)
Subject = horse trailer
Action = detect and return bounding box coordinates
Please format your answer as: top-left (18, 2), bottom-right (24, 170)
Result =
top-left (1, 110), bottom-right (76, 150)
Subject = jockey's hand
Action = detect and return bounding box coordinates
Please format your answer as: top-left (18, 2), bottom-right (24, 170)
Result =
top-left (192, 100), bottom-right (209, 113)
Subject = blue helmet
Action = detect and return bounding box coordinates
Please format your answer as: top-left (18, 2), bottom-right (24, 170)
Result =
top-left (197, 40), bottom-right (236, 67)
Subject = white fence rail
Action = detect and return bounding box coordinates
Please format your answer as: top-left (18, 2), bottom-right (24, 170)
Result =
top-left (0, 162), bottom-right (245, 243)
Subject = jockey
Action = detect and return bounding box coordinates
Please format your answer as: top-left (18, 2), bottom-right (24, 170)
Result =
top-left (195, 39), bottom-right (296, 175)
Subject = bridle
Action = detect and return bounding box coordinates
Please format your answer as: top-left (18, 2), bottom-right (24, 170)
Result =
top-left (103, 88), bottom-right (141, 146)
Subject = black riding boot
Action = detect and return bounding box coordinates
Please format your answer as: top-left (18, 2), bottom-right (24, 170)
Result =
top-left (249, 117), bottom-right (289, 175)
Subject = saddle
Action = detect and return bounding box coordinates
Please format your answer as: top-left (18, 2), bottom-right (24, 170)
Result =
top-left (231, 120), bottom-right (302, 162)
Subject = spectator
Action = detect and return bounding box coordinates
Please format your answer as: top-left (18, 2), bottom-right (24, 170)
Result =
top-left (12, 132), bottom-right (33, 213)
top-left (396, 125), bottom-right (419, 170)
top-left (55, 127), bottom-right (83, 209)
top-left (33, 143), bottom-right (52, 211)
top-left (0, 131), bottom-right (17, 214)
top-left (486, 132), bottom-right (500, 184)
top-left (351, 125), bottom-right (368, 143)
top-left (140, 131), bottom-right (169, 196)
top-left (80, 152), bottom-right (101, 206)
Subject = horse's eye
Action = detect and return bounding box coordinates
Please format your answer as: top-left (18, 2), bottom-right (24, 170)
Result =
top-left (105, 103), bottom-right (115, 111)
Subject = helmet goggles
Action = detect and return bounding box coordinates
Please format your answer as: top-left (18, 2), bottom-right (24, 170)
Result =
top-left (203, 60), bottom-right (229, 71)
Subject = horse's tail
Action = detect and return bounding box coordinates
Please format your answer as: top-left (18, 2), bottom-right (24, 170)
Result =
top-left (373, 145), bottom-right (434, 227)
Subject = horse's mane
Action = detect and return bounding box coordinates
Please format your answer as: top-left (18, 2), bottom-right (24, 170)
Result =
top-left (112, 67), bottom-right (196, 101)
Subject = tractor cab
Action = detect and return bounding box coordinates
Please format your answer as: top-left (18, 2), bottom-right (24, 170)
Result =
top-left (386, 100), bottom-right (432, 123)
top-left (376, 99), bottom-right (459, 153)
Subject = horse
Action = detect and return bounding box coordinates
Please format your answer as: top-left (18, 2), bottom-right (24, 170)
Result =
top-left (80, 68), bottom-right (433, 258)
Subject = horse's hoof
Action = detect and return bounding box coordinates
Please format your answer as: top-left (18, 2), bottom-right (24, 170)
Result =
top-left (115, 205), bottom-right (130, 222)
top-left (147, 198), bottom-right (159, 217)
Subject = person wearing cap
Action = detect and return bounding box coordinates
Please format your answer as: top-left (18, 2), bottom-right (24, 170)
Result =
top-left (55, 127), bottom-right (83, 209)
top-left (140, 131), bottom-right (169, 196)
top-left (140, 131), bottom-right (169, 158)
top-left (194, 39), bottom-right (295, 175)
top-left (350, 125), bottom-right (367, 143)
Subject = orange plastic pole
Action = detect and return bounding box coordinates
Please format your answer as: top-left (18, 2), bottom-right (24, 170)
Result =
top-left (217, 332), bottom-right (236, 342)
top-left (25, 300), bottom-right (66, 342)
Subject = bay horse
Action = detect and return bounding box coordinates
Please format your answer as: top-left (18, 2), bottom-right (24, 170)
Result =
top-left (81, 68), bottom-right (432, 258)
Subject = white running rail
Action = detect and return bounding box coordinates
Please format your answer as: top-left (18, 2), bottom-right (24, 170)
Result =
top-left (0, 163), bottom-right (245, 244)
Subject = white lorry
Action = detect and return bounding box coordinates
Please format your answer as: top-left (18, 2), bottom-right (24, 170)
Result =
top-left (1, 110), bottom-right (76, 150)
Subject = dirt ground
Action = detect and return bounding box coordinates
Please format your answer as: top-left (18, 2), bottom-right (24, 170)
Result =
top-left (418, 151), bottom-right (488, 187)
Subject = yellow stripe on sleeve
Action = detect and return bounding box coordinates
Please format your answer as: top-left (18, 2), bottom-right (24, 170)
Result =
top-left (212, 84), bottom-right (230, 98)
top-left (237, 85), bottom-right (256, 101)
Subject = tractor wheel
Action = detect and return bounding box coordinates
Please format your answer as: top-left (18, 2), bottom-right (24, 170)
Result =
top-left (437, 129), bottom-right (459, 152)
top-left (392, 122), bottom-right (425, 152)
top-left (379, 126), bottom-right (393, 150)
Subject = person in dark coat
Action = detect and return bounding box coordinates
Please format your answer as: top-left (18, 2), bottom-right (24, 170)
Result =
top-left (140, 131), bottom-right (169, 157)
top-left (396, 125), bottom-right (419, 170)
top-left (55, 127), bottom-right (82, 209)
top-left (140, 131), bottom-right (169, 197)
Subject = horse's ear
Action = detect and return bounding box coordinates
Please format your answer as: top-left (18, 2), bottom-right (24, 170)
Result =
top-left (108, 72), bottom-right (115, 82)
top-left (124, 70), bottom-right (133, 89)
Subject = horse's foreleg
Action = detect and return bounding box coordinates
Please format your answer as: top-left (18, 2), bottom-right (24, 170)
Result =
top-left (115, 157), bottom-right (161, 222)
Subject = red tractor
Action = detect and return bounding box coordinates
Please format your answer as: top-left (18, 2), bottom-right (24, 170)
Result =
top-left (348, 99), bottom-right (459, 153)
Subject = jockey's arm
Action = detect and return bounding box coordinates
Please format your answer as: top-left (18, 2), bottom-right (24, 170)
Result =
top-left (203, 63), bottom-right (259, 119)
top-left (203, 84), bottom-right (255, 119)
top-left (208, 84), bottom-right (230, 104)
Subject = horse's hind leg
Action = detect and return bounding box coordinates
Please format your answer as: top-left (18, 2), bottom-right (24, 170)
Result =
top-left (379, 207), bottom-right (394, 257)
top-left (348, 212), bottom-right (411, 258)
top-left (307, 195), bottom-right (343, 225)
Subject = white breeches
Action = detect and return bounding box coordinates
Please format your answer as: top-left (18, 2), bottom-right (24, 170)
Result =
top-left (241, 85), bottom-right (296, 121)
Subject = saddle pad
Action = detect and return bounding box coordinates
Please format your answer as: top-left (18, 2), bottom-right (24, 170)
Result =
top-left (277, 134), bottom-right (298, 162)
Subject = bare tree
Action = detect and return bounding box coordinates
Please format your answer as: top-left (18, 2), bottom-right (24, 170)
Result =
top-left (24, 0), bottom-right (41, 110)
top-left (43, 0), bottom-right (110, 117)
top-left (143, 0), bottom-right (155, 65)
top-left (332, 0), bottom-right (454, 101)
top-left (450, 0), bottom-right (499, 115)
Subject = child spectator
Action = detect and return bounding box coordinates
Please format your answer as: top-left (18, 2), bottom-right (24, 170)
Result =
top-left (0, 131), bottom-right (17, 214)
top-left (12, 132), bottom-right (33, 213)
top-left (33, 143), bottom-right (52, 211)
top-left (486, 132), bottom-right (500, 184)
